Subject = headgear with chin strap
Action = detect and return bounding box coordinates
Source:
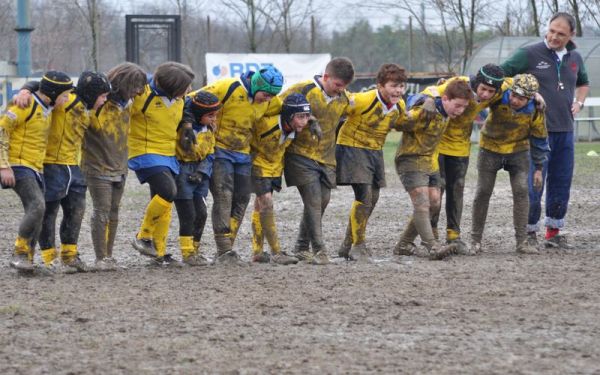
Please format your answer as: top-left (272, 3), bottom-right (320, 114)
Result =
top-left (39, 71), bottom-right (74, 106)
top-left (76, 71), bottom-right (112, 110)
top-left (250, 66), bottom-right (284, 96)
top-left (471, 63), bottom-right (505, 92)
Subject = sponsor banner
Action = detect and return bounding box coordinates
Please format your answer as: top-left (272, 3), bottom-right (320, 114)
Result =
top-left (205, 53), bottom-right (331, 88)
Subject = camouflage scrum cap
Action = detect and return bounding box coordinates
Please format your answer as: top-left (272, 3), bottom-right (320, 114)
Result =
top-left (512, 74), bottom-right (539, 98)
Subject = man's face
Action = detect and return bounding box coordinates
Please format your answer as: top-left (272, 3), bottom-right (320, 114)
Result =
top-left (321, 74), bottom-right (348, 97)
top-left (545, 18), bottom-right (574, 51)
top-left (377, 81), bottom-right (406, 105)
top-left (441, 96), bottom-right (470, 119)
top-left (476, 83), bottom-right (497, 102)
top-left (289, 112), bottom-right (310, 133)
top-left (254, 91), bottom-right (274, 104)
top-left (93, 93), bottom-right (109, 110)
top-left (508, 92), bottom-right (530, 110)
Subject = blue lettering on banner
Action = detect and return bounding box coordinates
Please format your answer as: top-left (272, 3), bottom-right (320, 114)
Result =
top-left (211, 62), bottom-right (276, 79)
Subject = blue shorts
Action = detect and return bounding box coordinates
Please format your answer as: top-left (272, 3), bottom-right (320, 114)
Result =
top-left (2, 166), bottom-right (45, 191)
top-left (175, 162), bottom-right (210, 200)
top-left (214, 148), bottom-right (252, 176)
top-left (43, 164), bottom-right (87, 201)
top-left (134, 166), bottom-right (172, 184)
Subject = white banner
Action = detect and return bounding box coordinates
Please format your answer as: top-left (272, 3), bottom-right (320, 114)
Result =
top-left (205, 53), bottom-right (331, 89)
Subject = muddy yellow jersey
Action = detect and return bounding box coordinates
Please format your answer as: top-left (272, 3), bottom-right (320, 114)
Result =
top-left (395, 102), bottom-right (450, 173)
top-left (480, 90), bottom-right (547, 154)
top-left (251, 115), bottom-right (296, 178)
top-left (0, 95), bottom-right (52, 172)
top-left (280, 77), bottom-right (350, 167)
top-left (196, 78), bottom-right (279, 155)
top-left (423, 76), bottom-right (507, 157)
top-left (129, 85), bottom-right (184, 158)
top-left (176, 126), bottom-right (215, 163)
top-left (44, 93), bottom-right (90, 165)
top-left (337, 89), bottom-right (407, 150)
top-left (81, 100), bottom-right (131, 178)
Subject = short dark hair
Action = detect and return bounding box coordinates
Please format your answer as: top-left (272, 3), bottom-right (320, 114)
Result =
top-left (107, 62), bottom-right (146, 101)
top-left (444, 79), bottom-right (473, 101)
top-left (549, 12), bottom-right (576, 33)
top-left (154, 62), bottom-right (195, 98)
top-left (325, 57), bottom-right (355, 84)
top-left (376, 63), bottom-right (407, 85)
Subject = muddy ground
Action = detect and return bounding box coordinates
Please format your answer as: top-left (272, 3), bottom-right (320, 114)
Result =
top-left (1, 151), bottom-right (599, 374)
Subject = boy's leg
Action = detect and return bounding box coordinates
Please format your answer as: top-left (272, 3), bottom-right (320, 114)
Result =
top-left (106, 179), bottom-right (126, 259)
top-left (175, 199), bottom-right (196, 260)
top-left (88, 177), bottom-right (112, 260)
top-left (507, 152), bottom-right (535, 253)
top-left (230, 169), bottom-right (252, 245)
top-left (471, 149), bottom-right (500, 247)
top-left (210, 158), bottom-right (235, 256)
top-left (10, 177), bottom-right (45, 270)
top-left (59, 191), bottom-right (87, 271)
top-left (39, 200), bottom-right (60, 265)
top-left (444, 155), bottom-right (469, 242)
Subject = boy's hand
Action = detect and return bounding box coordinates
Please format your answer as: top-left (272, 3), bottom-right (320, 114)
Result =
top-left (0, 167), bottom-right (15, 187)
top-left (13, 89), bottom-right (32, 109)
top-left (179, 124), bottom-right (196, 152)
top-left (308, 116), bottom-right (322, 142)
top-left (533, 170), bottom-right (543, 191)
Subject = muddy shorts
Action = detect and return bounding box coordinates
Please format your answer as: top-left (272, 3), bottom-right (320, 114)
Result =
top-left (43, 164), bottom-right (86, 201)
top-left (284, 153), bottom-right (336, 189)
top-left (399, 170), bottom-right (441, 191)
top-left (252, 176), bottom-right (282, 196)
top-left (335, 145), bottom-right (386, 188)
top-left (176, 161), bottom-right (210, 200)
top-left (2, 166), bottom-right (45, 191)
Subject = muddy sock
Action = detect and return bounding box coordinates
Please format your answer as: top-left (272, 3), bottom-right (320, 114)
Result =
top-left (350, 201), bottom-right (370, 245)
top-left (14, 236), bottom-right (32, 260)
top-left (229, 217), bottom-right (240, 246)
top-left (137, 195), bottom-right (171, 241)
top-left (215, 233), bottom-right (232, 256)
top-left (153, 207), bottom-right (172, 258)
top-left (251, 211), bottom-right (263, 254)
top-left (60, 243), bottom-right (78, 263)
top-left (179, 236), bottom-right (195, 259)
top-left (106, 220), bottom-right (118, 258)
top-left (399, 217), bottom-right (419, 246)
top-left (545, 227), bottom-right (559, 240)
top-left (413, 210), bottom-right (436, 249)
top-left (40, 247), bottom-right (57, 265)
top-left (260, 208), bottom-right (281, 254)
top-left (446, 229), bottom-right (460, 242)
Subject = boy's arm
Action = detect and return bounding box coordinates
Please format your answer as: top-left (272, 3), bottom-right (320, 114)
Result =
top-left (0, 110), bottom-right (19, 186)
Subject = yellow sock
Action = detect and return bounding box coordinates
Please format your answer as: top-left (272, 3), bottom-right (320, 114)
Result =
top-left (446, 229), bottom-right (460, 241)
top-left (15, 236), bottom-right (30, 255)
top-left (137, 195), bottom-right (171, 240)
top-left (260, 209), bottom-right (281, 254)
top-left (230, 217), bottom-right (240, 245)
top-left (350, 201), bottom-right (368, 244)
top-left (60, 244), bottom-right (78, 262)
top-left (251, 210), bottom-right (263, 254)
top-left (179, 236), bottom-right (195, 259)
top-left (153, 205), bottom-right (172, 257)
top-left (41, 248), bottom-right (57, 265)
top-left (193, 240), bottom-right (200, 253)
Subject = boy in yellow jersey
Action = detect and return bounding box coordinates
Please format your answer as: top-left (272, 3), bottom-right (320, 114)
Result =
top-left (1, 71), bottom-right (73, 272)
top-left (250, 93), bottom-right (311, 265)
top-left (13, 71), bottom-right (111, 272)
top-left (174, 91), bottom-right (221, 266)
top-left (281, 57), bottom-right (355, 265)
top-left (336, 63), bottom-right (409, 261)
top-left (82, 62), bottom-right (147, 271)
top-left (129, 62), bottom-right (195, 266)
top-left (421, 64), bottom-right (506, 253)
top-left (394, 79), bottom-right (473, 260)
top-left (193, 66), bottom-right (283, 263)
top-left (470, 74), bottom-right (549, 255)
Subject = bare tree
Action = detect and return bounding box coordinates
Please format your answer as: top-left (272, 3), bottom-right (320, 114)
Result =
top-left (72, 0), bottom-right (101, 70)
top-left (222, 0), bottom-right (272, 52)
top-left (257, 0), bottom-right (314, 52)
top-left (530, 0), bottom-right (541, 36)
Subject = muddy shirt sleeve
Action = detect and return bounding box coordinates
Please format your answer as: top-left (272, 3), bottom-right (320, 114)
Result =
top-left (0, 109), bottom-right (19, 168)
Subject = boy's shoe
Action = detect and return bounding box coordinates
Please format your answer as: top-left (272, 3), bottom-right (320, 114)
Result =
top-left (94, 258), bottom-right (118, 272)
top-left (449, 238), bottom-right (469, 255)
top-left (311, 250), bottom-right (330, 265)
top-left (516, 241), bottom-right (540, 254)
top-left (348, 243), bottom-right (372, 262)
top-left (215, 250), bottom-right (244, 265)
top-left (9, 253), bottom-right (34, 272)
top-left (469, 241), bottom-right (482, 255)
top-left (63, 255), bottom-right (88, 273)
top-left (152, 254), bottom-right (183, 267)
top-left (131, 237), bottom-right (156, 257)
top-left (271, 252), bottom-right (299, 265)
top-left (293, 250), bottom-right (314, 262)
top-left (252, 251), bottom-right (271, 264)
top-left (393, 241), bottom-right (416, 256)
top-left (527, 232), bottom-right (538, 247)
top-left (544, 234), bottom-right (573, 250)
top-left (183, 253), bottom-right (210, 266)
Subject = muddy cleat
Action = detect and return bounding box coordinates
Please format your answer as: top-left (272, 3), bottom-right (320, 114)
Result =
top-left (293, 250), bottom-right (314, 262)
top-left (42, 258), bottom-right (64, 273)
top-left (516, 241), bottom-right (540, 254)
top-left (9, 253), bottom-right (34, 272)
top-left (449, 238), bottom-right (470, 255)
top-left (428, 243), bottom-right (454, 261)
top-left (469, 241), bottom-right (482, 255)
top-left (252, 251), bottom-right (271, 264)
top-left (152, 254), bottom-right (183, 267)
top-left (93, 258), bottom-right (118, 272)
top-left (132, 237), bottom-right (156, 258)
top-left (183, 253), bottom-right (210, 266)
top-left (63, 255), bottom-right (88, 273)
top-left (271, 252), bottom-right (299, 265)
top-left (215, 250), bottom-right (244, 265)
top-left (338, 243), bottom-right (351, 259)
top-left (348, 243), bottom-right (372, 263)
top-left (311, 250), bottom-right (330, 265)
top-left (527, 232), bottom-right (538, 247)
top-left (544, 234), bottom-right (573, 250)
top-left (393, 241), bottom-right (416, 256)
